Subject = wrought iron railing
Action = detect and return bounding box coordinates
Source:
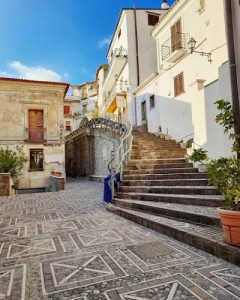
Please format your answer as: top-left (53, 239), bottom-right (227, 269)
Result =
top-left (65, 117), bottom-right (127, 142)
top-left (107, 118), bottom-right (133, 201)
top-left (161, 33), bottom-right (190, 61)
top-left (25, 127), bottom-right (46, 142)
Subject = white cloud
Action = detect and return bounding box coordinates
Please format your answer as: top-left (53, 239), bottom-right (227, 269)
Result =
top-left (0, 61), bottom-right (66, 82)
top-left (98, 37), bottom-right (111, 49)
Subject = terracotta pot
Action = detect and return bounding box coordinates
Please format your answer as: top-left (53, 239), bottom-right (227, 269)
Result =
top-left (217, 208), bottom-right (240, 246)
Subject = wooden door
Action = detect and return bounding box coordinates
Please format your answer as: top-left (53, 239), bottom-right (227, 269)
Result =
top-left (171, 19), bottom-right (182, 51)
top-left (28, 110), bottom-right (44, 141)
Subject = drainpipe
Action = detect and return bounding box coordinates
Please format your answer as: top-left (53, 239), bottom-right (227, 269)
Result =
top-left (224, 0), bottom-right (240, 158)
top-left (133, 3), bottom-right (140, 126)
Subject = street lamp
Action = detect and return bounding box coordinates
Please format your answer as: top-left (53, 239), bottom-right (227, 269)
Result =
top-left (188, 37), bottom-right (212, 63)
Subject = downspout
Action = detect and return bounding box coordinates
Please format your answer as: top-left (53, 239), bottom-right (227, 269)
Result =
top-left (224, 0), bottom-right (240, 158)
top-left (133, 4), bottom-right (140, 125)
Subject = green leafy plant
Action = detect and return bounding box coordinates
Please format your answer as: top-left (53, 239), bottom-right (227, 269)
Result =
top-left (206, 99), bottom-right (240, 210)
top-left (207, 158), bottom-right (240, 210)
top-left (214, 99), bottom-right (240, 155)
top-left (187, 148), bottom-right (208, 163)
top-left (0, 146), bottom-right (28, 185)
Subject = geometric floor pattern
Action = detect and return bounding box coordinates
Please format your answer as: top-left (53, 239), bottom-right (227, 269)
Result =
top-left (0, 178), bottom-right (240, 299)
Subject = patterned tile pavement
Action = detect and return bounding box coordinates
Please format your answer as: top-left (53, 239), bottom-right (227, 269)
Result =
top-left (0, 178), bottom-right (240, 299)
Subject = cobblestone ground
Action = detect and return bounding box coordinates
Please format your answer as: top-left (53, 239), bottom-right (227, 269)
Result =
top-left (1, 178), bottom-right (240, 300)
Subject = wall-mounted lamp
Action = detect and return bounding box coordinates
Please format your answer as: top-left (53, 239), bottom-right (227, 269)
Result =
top-left (188, 37), bottom-right (212, 63)
top-left (115, 74), bottom-right (119, 81)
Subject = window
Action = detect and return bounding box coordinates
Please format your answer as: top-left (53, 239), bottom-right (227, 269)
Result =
top-left (82, 104), bottom-right (87, 113)
top-left (148, 14), bottom-right (159, 26)
top-left (171, 19), bottom-right (182, 51)
top-left (149, 95), bottom-right (155, 108)
top-left (64, 106), bottom-right (70, 114)
top-left (82, 88), bottom-right (87, 99)
top-left (174, 72), bottom-right (184, 96)
top-left (28, 110), bottom-right (44, 142)
top-left (118, 29), bottom-right (121, 39)
top-left (66, 121), bottom-right (71, 131)
top-left (30, 149), bottom-right (43, 171)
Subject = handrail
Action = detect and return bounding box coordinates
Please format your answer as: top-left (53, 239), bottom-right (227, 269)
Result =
top-left (107, 119), bottom-right (133, 201)
top-left (176, 133), bottom-right (194, 142)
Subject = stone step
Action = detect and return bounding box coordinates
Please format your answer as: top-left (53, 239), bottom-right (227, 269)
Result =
top-left (131, 154), bottom-right (186, 160)
top-left (112, 198), bottom-right (221, 227)
top-left (122, 179), bottom-right (208, 186)
top-left (123, 173), bottom-right (207, 180)
top-left (131, 147), bottom-right (180, 152)
top-left (119, 185), bottom-right (220, 195)
top-left (127, 158), bottom-right (187, 165)
top-left (125, 163), bottom-right (193, 170)
top-left (123, 167), bottom-right (199, 175)
top-left (106, 206), bottom-right (240, 266)
top-left (132, 143), bottom-right (178, 148)
top-left (116, 192), bottom-right (223, 207)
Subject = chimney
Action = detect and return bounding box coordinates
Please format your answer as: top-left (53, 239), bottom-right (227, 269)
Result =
top-left (161, 0), bottom-right (169, 9)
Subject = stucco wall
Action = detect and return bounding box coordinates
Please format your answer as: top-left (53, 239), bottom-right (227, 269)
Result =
top-left (135, 0), bottom-right (230, 159)
top-left (0, 79), bottom-right (67, 189)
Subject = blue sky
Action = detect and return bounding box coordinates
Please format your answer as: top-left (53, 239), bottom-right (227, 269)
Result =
top-left (0, 0), bottom-right (175, 85)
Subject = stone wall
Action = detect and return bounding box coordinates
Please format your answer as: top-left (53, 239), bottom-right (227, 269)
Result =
top-left (65, 118), bottom-right (126, 178)
top-left (0, 173), bottom-right (13, 196)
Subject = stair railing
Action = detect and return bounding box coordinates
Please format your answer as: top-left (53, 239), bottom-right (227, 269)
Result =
top-left (108, 119), bottom-right (133, 201)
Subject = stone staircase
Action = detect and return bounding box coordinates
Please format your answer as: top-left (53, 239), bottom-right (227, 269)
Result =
top-left (107, 131), bottom-right (240, 266)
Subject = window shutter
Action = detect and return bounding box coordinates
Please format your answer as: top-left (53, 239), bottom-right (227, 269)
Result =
top-left (64, 106), bottom-right (70, 114)
top-left (179, 73), bottom-right (184, 94)
top-left (28, 110), bottom-right (44, 141)
top-left (171, 19), bottom-right (182, 51)
top-left (174, 77), bottom-right (178, 96)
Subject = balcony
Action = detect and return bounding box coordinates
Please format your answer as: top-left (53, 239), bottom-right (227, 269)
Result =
top-left (88, 86), bottom-right (98, 97)
top-left (104, 83), bottom-right (127, 114)
top-left (25, 127), bottom-right (46, 143)
top-left (161, 33), bottom-right (190, 63)
top-left (102, 47), bottom-right (127, 91)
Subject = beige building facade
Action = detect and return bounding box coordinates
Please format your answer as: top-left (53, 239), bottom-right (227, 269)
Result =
top-left (0, 78), bottom-right (69, 189)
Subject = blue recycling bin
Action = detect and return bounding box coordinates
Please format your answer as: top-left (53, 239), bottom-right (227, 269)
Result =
top-left (103, 173), bottom-right (120, 203)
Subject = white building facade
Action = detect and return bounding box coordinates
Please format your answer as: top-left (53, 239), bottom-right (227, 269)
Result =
top-left (134, 0), bottom-right (233, 159)
top-left (100, 7), bottom-right (167, 124)
top-left (64, 81), bottom-right (98, 135)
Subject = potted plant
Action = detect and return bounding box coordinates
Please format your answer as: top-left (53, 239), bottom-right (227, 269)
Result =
top-left (209, 99), bottom-right (240, 246)
top-left (187, 148), bottom-right (208, 172)
top-left (0, 146), bottom-right (28, 188)
top-left (207, 157), bottom-right (240, 245)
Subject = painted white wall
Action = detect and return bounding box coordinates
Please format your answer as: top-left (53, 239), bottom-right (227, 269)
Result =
top-left (103, 8), bottom-right (165, 125)
top-left (134, 0), bottom-right (231, 159)
top-left (135, 79), bottom-right (193, 141)
top-left (204, 62), bottom-right (232, 159)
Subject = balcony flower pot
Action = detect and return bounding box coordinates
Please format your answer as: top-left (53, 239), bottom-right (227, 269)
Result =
top-left (217, 208), bottom-right (240, 246)
top-left (51, 171), bottom-right (62, 177)
top-left (197, 163), bottom-right (207, 173)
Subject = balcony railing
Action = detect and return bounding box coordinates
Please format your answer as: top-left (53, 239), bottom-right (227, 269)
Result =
top-left (104, 82), bottom-right (127, 111)
top-left (161, 33), bottom-right (190, 61)
top-left (102, 47), bottom-right (127, 87)
top-left (25, 127), bottom-right (46, 143)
